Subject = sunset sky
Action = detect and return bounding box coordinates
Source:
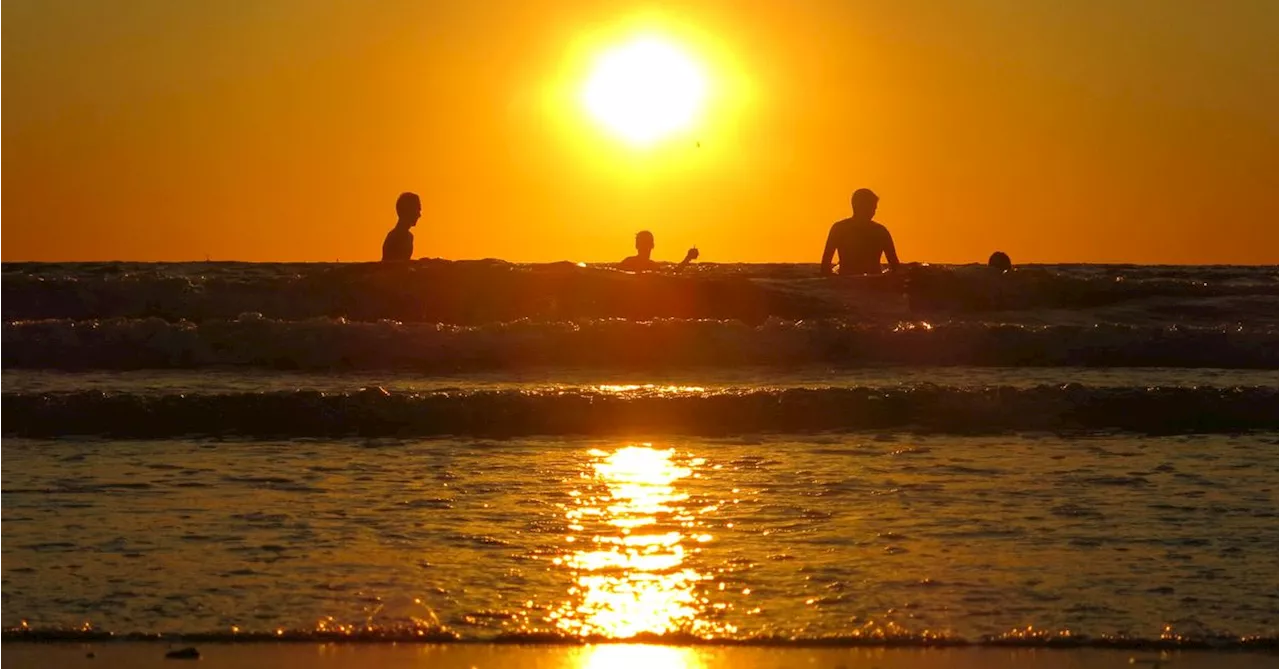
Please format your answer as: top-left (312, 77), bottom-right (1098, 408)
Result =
top-left (4, 0), bottom-right (1276, 264)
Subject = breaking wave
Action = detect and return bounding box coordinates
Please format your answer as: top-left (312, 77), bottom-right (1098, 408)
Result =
top-left (5, 385), bottom-right (1273, 437)
top-left (3, 261), bottom-right (1275, 325)
top-left (4, 317), bottom-right (1273, 370)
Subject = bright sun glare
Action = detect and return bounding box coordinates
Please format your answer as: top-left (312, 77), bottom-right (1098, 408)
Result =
top-left (582, 36), bottom-right (707, 146)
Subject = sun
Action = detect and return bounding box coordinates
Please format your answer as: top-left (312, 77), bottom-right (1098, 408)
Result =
top-left (582, 36), bottom-right (708, 146)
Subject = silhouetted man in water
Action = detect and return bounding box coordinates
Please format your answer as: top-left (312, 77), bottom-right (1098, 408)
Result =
top-left (381, 192), bottom-right (421, 262)
top-left (619, 230), bottom-right (699, 271)
top-left (820, 189), bottom-right (900, 275)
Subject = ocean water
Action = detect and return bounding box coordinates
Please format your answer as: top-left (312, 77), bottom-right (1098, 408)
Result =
top-left (2, 261), bottom-right (1276, 648)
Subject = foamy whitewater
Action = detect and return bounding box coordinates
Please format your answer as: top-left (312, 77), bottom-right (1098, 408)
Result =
top-left (2, 261), bottom-right (1276, 649)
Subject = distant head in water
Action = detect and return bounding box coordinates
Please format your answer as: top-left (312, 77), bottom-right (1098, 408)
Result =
top-left (988, 251), bottom-right (1012, 272)
top-left (851, 189), bottom-right (879, 221)
top-left (635, 230), bottom-right (655, 258)
top-left (620, 229), bottom-right (698, 271)
top-left (396, 192), bottom-right (422, 228)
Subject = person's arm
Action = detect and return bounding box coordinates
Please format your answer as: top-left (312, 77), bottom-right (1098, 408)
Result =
top-left (820, 225), bottom-right (837, 275)
top-left (677, 247), bottom-right (699, 269)
top-left (883, 229), bottom-right (900, 270)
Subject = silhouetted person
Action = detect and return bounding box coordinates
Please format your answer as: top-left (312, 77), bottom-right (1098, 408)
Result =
top-left (381, 192), bottom-right (421, 262)
top-left (988, 251), bottom-right (1012, 273)
top-left (820, 189), bottom-right (899, 275)
top-left (619, 230), bottom-right (698, 271)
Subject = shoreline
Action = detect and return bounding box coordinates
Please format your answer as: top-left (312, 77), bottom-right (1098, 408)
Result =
top-left (2, 642), bottom-right (1276, 669)
top-left (4, 631), bottom-right (1279, 651)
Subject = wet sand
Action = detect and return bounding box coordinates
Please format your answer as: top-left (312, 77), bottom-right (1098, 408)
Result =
top-left (2, 643), bottom-right (1275, 669)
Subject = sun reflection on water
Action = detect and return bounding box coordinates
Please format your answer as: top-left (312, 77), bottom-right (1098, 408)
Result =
top-left (594, 384), bottom-right (709, 396)
top-left (575, 644), bottom-right (704, 669)
top-left (549, 445), bottom-right (730, 639)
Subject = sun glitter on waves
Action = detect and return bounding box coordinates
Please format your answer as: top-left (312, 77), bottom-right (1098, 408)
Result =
top-left (548, 445), bottom-right (732, 639)
top-left (581, 35), bottom-right (708, 146)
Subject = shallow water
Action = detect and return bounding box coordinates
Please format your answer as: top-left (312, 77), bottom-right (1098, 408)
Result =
top-left (4, 433), bottom-right (1275, 641)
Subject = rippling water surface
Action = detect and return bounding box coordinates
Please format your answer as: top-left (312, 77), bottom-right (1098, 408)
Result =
top-left (4, 434), bottom-right (1275, 641)
top-left (2, 262), bottom-right (1275, 650)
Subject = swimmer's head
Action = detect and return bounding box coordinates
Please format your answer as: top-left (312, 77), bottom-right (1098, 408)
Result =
top-left (635, 230), bottom-right (655, 253)
top-left (396, 192), bottom-right (422, 226)
top-left (851, 189), bottom-right (879, 219)
top-left (988, 251), bottom-right (1012, 273)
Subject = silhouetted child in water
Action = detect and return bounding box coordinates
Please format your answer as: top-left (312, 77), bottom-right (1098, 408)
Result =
top-left (618, 230), bottom-right (699, 271)
top-left (820, 188), bottom-right (900, 275)
top-left (988, 251), bottom-right (1012, 273)
top-left (381, 192), bottom-right (421, 262)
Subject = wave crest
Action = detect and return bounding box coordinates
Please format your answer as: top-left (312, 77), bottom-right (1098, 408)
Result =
top-left (5, 385), bottom-right (1273, 437)
top-left (4, 318), bottom-right (1273, 370)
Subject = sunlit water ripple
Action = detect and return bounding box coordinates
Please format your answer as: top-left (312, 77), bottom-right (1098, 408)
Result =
top-left (3, 435), bottom-right (1275, 645)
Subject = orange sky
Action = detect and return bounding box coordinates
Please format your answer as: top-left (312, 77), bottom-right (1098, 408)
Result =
top-left (4, 0), bottom-right (1276, 264)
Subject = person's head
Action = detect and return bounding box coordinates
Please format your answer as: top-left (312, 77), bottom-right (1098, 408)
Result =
top-left (851, 188), bottom-right (879, 219)
top-left (396, 192), bottom-right (422, 227)
top-left (988, 251), bottom-right (1012, 272)
top-left (635, 230), bottom-right (655, 254)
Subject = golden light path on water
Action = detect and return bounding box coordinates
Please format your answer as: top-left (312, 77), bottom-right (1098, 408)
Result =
top-left (593, 384), bottom-right (709, 396)
top-left (575, 644), bottom-right (704, 669)
top-left (548, 445), bottom-right (732, 639)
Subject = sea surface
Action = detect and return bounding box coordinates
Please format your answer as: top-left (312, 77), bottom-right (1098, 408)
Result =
top-left (2, 261), bottom-right (1276, 648)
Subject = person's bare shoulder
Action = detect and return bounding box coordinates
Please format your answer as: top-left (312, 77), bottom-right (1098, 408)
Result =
top-left (618, 256), bottom-right (645, 272)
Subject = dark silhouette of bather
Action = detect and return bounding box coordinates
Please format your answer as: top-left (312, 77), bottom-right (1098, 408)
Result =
top-left (618, 230), bottom-right (699, 272)
top-left (988, 251), bottom-right (1012, 273)
top-left (820, 189), bottom-right (900, 275)
top-left (381, 192), bottom-right (421, 262)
